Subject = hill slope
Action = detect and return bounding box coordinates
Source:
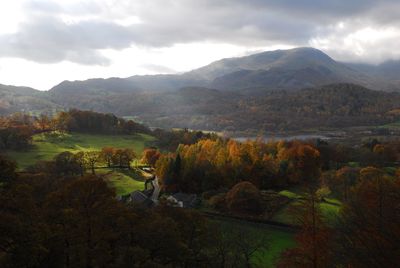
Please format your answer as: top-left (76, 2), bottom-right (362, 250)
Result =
top-left (0, 84), bottom-right (60, 115)
top-left (128, 83), bottom-right (400, 132)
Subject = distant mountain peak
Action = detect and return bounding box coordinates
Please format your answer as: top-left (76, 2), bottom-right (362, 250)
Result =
top-left (48, 46), bottom-right (399, 96)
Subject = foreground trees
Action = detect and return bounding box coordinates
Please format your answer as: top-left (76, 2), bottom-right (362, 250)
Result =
top-left (0, 176), bottom-right (196, 267)
top-left (278, 192), bottom-right (332, 268)
top-left (334, 176), bottom-right (400, 267)
top-left (0, 174), bottom-right (270, 267)
top-left (0, 154), bottom-right (17, 186)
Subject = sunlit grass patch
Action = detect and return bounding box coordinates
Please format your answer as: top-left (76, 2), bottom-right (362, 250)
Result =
top-left (97, 168), bottom-right (145, 196)
top-left (7, 132), bottom-right (155, 170)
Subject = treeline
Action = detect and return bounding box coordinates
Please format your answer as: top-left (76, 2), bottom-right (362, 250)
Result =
top-left (152, 128), bottom-right (219, 151)
top-left (0, 155), bottom-right (268, 268)
top-left (37, 109), bottom-right (151, 135)
top-left (315, 138), bottom-right (400, 169)
top-left (28, 147), bottom-right (137, 176)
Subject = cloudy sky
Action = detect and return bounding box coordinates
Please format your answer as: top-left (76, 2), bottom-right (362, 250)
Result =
top-left (1, 0), bottom-right (400, 90)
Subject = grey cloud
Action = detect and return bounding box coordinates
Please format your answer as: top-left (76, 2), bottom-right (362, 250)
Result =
top-left (1, 0), bottom-right (400, 64)
top-left (0, 15), bottom-right (134, 65)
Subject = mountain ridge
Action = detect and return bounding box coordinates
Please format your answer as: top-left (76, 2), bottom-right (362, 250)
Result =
top-left (48, 47), bottom-right (398, 94)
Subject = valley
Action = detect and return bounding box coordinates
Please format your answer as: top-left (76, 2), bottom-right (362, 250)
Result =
top-left (1, 47), bottom-right (400, 267)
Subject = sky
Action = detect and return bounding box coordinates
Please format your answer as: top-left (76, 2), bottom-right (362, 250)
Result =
top-left (0, 0), bottom-right (400, 90)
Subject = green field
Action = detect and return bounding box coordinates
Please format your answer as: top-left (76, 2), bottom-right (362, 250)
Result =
top-left (253, 228), bottom-right (295, 267)
top-left (7, 132), bottom-right (155, 169)
top-left (217, 219), bottom-right (295, 267)
top-left (381, 120), bottom-right (400, 129)
top-left (273, 190), bottom-right (342, 226)
top-left (96, 168), bottom-right (145, 195)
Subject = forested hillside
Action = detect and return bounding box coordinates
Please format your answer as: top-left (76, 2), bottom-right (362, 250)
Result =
top-left (113, 83), bottom-right (400, 132)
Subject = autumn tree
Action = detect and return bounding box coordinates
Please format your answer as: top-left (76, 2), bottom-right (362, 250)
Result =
top-left (141, 148), bottom-right (161, 167)
top-left (334, 176), bottom-right (400, 267)
top-left (334, 166), bottom-right (359, 201)
top-left (277, 142), bottom-right (321, 186)
top-left (278, 191), bottom-right (332, 268)
top-left (44, 176), bottom-right (127, 268)
top-left (100, 147), bottom-right (115, 168)
top-left (36, 114), bottom-right (51, 132)
top-left (225, 181), bottom-right (263, 215)
top-left (84, 151), bottom-right (100, 175)
top-left (155, 153), bottom-right (176, 192)
top-left (54, 111), bottom-right (74, 133)
top-left (112, 149), bottom-right (135, 168)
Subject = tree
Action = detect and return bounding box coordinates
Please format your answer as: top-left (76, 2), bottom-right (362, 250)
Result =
top-left (54, 151), bottom-right (81, 176)
top-left (155, 153), bottom-right (176, 192)
top-left (112, 149), bottom-right (135, 168)
top-left (0, 154), bottom-right (17, 186)
top-left (210, 222), bottom-right (269, 268)
top-left (334, 166), bottom-right (359, 201)
top-left (36, 114), bottom-right (50, 132)
top-left (225, 181), bottom-right (263, 215)
top-left (278, 143), bottom-right (321, 186)
top-left (140, 148), bottom-right (161, 167)
top-left (278, 191), bottom-right (332, 268)
top-left (74, 151), bottom-right (87, 176)
top-left (335, 176), bottom-right (400, 267)
top-left (100, 147), bottom-right (115, 168)
top-left (54, 111), bottom-right (74, 133)
top-left (44, 176), bottom-right (126, 268)
top-left (84, 151), bottom-right (100, 175)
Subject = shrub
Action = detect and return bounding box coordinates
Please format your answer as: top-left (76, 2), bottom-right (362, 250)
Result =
top-left (225, 181), bottom-right (263, 214)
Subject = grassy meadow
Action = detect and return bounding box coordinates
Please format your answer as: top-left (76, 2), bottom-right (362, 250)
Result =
top-left (7, 132), bottom-right (155, 170)
top-left (96, 168), bottom-right (146, 195)
top-left (273, 189), bottom-right (342, 226)
top-left (216, 219), bottom-right (296, 267)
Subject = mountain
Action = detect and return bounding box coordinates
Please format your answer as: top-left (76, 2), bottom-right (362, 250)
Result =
top-left (190, 47), bottom-right (359, 83)
top-left (49, 47), bottom-right (395, 98)
top-left (347, 60), bottom-right (400, 90)
top-left (0, 84), bottom-right (60, 115)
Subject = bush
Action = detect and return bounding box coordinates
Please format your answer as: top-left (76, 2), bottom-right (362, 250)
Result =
top-left (225, 181), bottom-right (263, 214)
top-left (208, 193), bottom-right (226, 211)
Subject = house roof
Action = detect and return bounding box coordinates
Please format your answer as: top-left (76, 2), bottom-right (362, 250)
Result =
top-left (171, 193), bottom-right (199, 208)
top-left (130, 191), bottom-right (154, 207)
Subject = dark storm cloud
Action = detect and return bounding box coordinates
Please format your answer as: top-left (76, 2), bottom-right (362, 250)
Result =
top-left (0, 0), bottom-right (399, 64)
